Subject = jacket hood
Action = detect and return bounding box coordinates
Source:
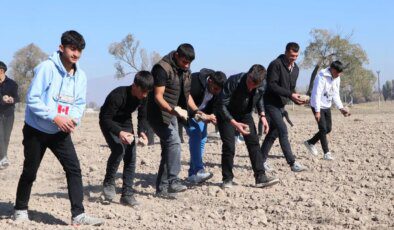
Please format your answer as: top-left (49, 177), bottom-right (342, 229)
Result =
top-left (320, 67), bottom-right (333, 78)
top-left (199, 68), bottom-right (215, 78)
top-left (278, 54), bottom-right (298, 70)
top-left (162, 51), bottom-right (189, 72)
top-left (162, 51), bottom-right (177, 68)
top-left (49, 51), bottom-right (80, 76)
top-left (278, 54), bottom-right (288, 66)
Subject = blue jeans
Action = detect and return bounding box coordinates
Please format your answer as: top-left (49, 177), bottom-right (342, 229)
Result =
top-left (149, 117), bottom-right (181, 192)
top-left (185, 118), bottom-right (207, 176)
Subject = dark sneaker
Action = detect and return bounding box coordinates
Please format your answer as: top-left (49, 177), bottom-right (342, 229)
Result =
top-left (120, 195), bottom-right (140, 207)
top-left (72, 213), bottom-right (104, 226)
top-left (169, 180), bottom-right (187, 193)
top-left (102, 184), bottom-right (116, 201)
top-left (255, 174), bottom-right (279, 188)
top-left (155, 190), bottom-right (177, 199)
top-left (221, 180), bottom-right (233, 189)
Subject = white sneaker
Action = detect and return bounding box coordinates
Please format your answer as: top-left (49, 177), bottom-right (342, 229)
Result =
top-left (235, 135), bottom-right (244, 144)
top-left (210, 132), bottom-right (220, 138)
top-left (304, 141), bottom-right (318, 156)
top-left (72, 213), bottom-right (104, 226)
top-left (13, 209), bottom-right (29, 222)
top-left (0, 157), bottom-right (10, 167)
top-left (187, 169), bottom-right (213, 184)
top-left (263, 162), bottom-right (274, 172)
top-left (323, 152), bottom-right (334, 160)
top-left (291, 161), bottom-right (307, 172)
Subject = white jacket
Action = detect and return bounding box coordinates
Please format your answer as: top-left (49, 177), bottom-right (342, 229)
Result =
top-left (310, 67), bottom-right (343, 112)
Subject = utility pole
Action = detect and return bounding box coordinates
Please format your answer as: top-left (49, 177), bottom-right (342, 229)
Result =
top-left (377, 70), bottom-right (381, 108)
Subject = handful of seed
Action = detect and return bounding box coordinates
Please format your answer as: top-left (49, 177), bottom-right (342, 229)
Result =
top-left (194, 113), bottom-right (206, 122)
top-left (298, 94), bottom-right (310, 103)
top-left (124, 134), bottom-right (134, 145)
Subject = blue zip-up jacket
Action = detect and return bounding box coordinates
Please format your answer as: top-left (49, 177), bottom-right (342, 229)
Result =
top-left (25, 51), bottom-right (87, 134)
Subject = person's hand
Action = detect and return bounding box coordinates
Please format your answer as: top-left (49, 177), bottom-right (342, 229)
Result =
top-left (291, 93), bottom-right (306, 105)
top-left (261, 116), bottom-right (269, 134)
top-left (194, 111), bottom-right (205, 122)
top-left (314, 112), bottom-right (321, 122)
top-left (119, 131), bottom-right (134, 145)
top-left (2, 95), bottom-right (9, 103)
top-left (71, 118), bottom-right (79, 126)
top-left (340, 107), bottom-right (351, 117)
top-left (205, 114), bottom-right (217, 125)
top-left (173, 106), bottom-right (188, 121)
top-left (298, 94), bottom-right (310, 103)
top-left (53, 116), bottom-right (75, 133)
top-left (7, 96), bottom-right (14, 104)
top-left (195, 112), bottom-right (217, 124)
top-left (231, 120), bottom-right (250, 136)
top-left (137, 132), bottom-right (148, 147)
top-left (2, 95), bottom-right (14, 104)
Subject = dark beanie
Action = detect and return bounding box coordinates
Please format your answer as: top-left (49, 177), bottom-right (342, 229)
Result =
top-left (0, 61), bottom-right (7, 72)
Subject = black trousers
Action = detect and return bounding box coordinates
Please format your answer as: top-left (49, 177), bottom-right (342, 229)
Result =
top-left (308, 108), bottom-right (332, 153)
top-left (257, 118), bottom-right (263, 136)
top-left (145, 123), bottom-right (155, 145)
top-left (260, 105), bottom-right (296, 166)
top-left (101, 129), bottom-right (136, 196)
top-left (0, 114), bottom-right (14, 160)
top-left (15, 124), bottom-right (84, 217)
top-left (218, 113), bottom-right (265, 182)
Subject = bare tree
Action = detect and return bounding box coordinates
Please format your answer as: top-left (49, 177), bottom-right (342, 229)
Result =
top-left (302, 29), bottom-right (375, 102)
top-left (108, 34), bottom-right (161, 79)
top-left (9, 43), bottom-right (47, 103)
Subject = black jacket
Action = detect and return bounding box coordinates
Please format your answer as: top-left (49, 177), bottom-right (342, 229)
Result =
top-left (264, 54), bottom-right (299, 107)
top-left (256, 80), bottom-right (267, 110)
top-left (189, 68), bottom-right (218, 115)
top-left (99, 86), bottom-right (147, 136)
top-left (0, 76), bottom-right (19, 116)
top-left (218, 73), bottom-right (264, 122)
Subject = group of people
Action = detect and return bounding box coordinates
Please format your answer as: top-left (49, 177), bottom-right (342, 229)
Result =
top-left (0, 30), bottom-right (350, 226)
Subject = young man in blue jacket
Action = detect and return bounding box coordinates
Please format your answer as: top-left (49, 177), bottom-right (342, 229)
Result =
top-left (13, 30), bottom-right (103, 226)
